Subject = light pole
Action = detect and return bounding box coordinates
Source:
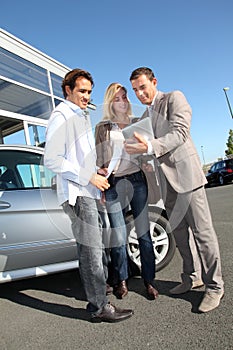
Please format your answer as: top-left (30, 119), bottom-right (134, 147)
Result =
top-left (201, 145), bottom-right (206, 165)
top-left (223, 87), bottom-right (233, 119)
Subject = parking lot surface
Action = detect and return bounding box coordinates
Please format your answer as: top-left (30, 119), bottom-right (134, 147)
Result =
top-left (0, 184), bottom-right (232, 350)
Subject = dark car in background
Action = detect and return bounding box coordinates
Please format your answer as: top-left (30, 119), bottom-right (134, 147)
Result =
top-left (0, 144), bottom-right (175, 284)
top-left (206, 158), bottom-right (233, 187)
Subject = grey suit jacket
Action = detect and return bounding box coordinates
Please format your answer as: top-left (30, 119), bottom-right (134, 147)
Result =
top-left (142, 90), bottom-right (207, 193)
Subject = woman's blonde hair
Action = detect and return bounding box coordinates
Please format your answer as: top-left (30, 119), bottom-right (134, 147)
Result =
top-left (102, 82), bottom-right (132, 121)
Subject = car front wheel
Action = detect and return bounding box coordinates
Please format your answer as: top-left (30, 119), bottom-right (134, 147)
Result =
top-left (126, 210), bottom-right (176, 274)
top-left (219, 175), bottom-right (225, 185)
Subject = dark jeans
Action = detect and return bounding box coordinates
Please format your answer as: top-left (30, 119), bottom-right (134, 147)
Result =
top-left (105, 171), bottom-right (155, 284)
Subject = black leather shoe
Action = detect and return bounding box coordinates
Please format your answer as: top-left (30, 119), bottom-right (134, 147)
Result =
top-left (145, 282), bottom-right (159, 300)
top-left (91, 303), bottom-right (134, 323)
top-left (114, 280), bottom-right (128, 299)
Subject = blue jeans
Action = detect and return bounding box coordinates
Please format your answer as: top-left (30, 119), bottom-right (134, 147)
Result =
top-left (105, 171), bottom-right (155, 284)
top-left (62, 197), bottom-right (108, 313)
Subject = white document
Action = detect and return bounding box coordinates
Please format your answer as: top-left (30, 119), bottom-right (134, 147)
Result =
top-left (122, 117), bottom-right (154, 142)
top-left (106, 130), bottom-right (124, 178)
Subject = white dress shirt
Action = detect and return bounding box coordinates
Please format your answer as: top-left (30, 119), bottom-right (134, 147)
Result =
top-left (146, 92), bottom-right (159, 155)
top-left (44, 101), bottom-right (100, 206)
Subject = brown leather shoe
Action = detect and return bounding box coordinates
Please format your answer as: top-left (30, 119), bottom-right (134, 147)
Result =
top-left (145, 282), bottom-right (159, 300)
top-left (91, 303), bottom-right (134, 323)
top-left (114, 280), bottom-right (128, 299)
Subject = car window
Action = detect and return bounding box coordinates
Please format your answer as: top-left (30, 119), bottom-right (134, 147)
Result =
top-left (0, 165), bottom-right (7, 173)
top-left (210, 164), bottom-right (216, 172)
top-left (227, 159), bottom-right (233, 167)
top-left (0, 167), bottom-right (18, 189)
top-left (0, 149), bottom-right (54, 190)
top-left (17, 163), bottom-right (53, 188)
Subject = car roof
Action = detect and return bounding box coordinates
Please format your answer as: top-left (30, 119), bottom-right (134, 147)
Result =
top-left (0, 144), bottom-right (44, 154)
top-left (212, 158), bottom-right (233, 166)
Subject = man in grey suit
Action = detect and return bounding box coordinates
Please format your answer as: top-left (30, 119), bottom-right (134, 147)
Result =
top-left (125, 67), bottom-right (224, 313)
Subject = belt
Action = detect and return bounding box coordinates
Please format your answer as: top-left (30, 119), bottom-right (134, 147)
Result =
top-left (108, 170), bottom-right (144, 186)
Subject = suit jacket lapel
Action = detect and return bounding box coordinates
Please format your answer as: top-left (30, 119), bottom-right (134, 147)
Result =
top-left (150, 91), bottom-right (165, 137)
top-left (141, 91), bottom-right (166, 137)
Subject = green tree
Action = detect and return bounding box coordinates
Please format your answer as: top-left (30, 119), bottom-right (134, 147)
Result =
top-left (225, 129), bottom-right (233, 157)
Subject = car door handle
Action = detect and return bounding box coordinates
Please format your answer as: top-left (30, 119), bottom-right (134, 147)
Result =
top-left (0, 200), bottom-right (11, 209)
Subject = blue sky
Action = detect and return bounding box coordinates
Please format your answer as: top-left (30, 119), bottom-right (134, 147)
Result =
top-left (1, 0), bottom-right (233, 164)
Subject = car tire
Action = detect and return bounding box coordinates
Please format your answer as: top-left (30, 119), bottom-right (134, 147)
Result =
top-left (205, 181), bottom-right (210, 188)
top-left (219, 175), bottom-right (225, 185)
top-left (126, 210), bottom-right (176, 275)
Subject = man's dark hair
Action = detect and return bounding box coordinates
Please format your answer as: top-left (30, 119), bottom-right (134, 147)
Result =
top-left (61, 68), bottom-right (94, 98)
top-left (130, 67), bottom-right (155, 82)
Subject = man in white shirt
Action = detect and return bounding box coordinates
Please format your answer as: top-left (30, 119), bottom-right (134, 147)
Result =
top-left (44, 68), bottom-right (133, 322)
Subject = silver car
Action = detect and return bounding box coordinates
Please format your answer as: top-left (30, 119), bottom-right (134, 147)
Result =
top-left (0, 144), bottom-right (175, 283)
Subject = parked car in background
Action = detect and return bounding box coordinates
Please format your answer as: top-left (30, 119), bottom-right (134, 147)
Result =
top-left (0, 144), bottom-right (175, 284)
top-left (206, 158), bottom-right (233, 187)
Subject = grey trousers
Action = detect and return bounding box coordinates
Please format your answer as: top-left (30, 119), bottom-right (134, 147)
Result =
top-left (163, 182), bottom-right (224, 291)
top-left (62, 197), bottom-right (108, 312)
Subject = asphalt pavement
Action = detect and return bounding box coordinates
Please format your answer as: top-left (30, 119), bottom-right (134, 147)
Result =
top-left (0, 184), bottom-right (232, 350)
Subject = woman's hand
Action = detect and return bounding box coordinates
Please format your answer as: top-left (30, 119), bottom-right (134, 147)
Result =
top-left (97, 167), bottom-right (109, 177)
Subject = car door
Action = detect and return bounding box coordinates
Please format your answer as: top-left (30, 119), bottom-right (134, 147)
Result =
top-left (207, 163), bottom-right (216, 185)
top-left (212, 162), bottom-right (224, 185)
top-left (0, 147), bottom-right (77, 274)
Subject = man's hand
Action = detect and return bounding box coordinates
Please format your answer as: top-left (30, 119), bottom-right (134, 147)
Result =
top-left (90, 173), bottom-right (110, 191)
top-left (124, 132), bottom-right (148, 154)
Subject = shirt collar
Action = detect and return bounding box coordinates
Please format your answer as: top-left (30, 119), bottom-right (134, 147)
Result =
top-left (151, 91), bottom-right (159, 107)
top-left (147, 91), bottom-right (158, 115)
top-left (64, 100), bottom-right (88, 117)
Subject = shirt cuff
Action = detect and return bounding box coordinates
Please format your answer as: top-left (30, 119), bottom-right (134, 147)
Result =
top-left (147, 141), bottom-right (154, 155)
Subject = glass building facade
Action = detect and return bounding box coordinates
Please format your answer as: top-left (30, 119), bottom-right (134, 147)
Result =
top-left (0, 29), bottom-right (70, 146)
